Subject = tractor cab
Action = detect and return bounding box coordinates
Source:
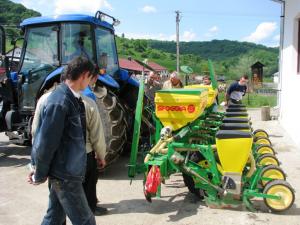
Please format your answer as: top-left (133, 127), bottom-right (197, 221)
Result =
top-left (0, 11), bottom-right (139, 152)
top-left (18, 12), bottom-right (121, 110)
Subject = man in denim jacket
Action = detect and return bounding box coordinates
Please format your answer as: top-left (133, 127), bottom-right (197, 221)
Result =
top-left (28, 56), bottom-right (96, 225)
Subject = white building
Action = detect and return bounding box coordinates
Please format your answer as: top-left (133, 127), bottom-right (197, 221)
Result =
top-left (274, 0), bottom-right (300, 145)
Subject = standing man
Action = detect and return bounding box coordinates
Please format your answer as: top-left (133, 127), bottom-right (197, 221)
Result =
top-left (162, 71), bottom-right (183, 89)
top-left (145, 71), bottom-right (161, 103)
top-left (81, 73), bottom-right (107, 215)
top-left (28, 56), bottom-right (96, 225)
top-left (202, 75), bottom-right (219, 111)
top-left (202, 75), bottom-right (212, 86)
top-left (226, 75), bottom-right (249, 105)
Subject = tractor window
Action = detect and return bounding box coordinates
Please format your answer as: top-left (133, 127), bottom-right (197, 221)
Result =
top-left (61, 23), bottom-right (94, 63)
top-left (19, 25), bottom-right (58, 110)
top-left (20, 26), bottom-right (58, 73)
top-left (95, 27), bottom-right (119, 77)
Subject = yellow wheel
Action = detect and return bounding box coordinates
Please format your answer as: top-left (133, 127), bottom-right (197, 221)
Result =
top-left (264, 180), bottom-right (295, 212)
top-left (257, 153), bottom-right (280, 166)
top-left (256, 144), bottom-right (276, 155)
top-left (255, 136), bottom-right (272, 146)
top-left (260, 165), bottom-right (286, 186)
top-left (253, 129), bottom-right (269, 138)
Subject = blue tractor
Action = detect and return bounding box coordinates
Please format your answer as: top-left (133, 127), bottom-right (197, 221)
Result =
top-left (0, 11), bottom-right (142, 166)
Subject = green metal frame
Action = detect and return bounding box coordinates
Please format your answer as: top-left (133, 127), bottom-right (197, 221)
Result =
top-left (128, 76), bottom-right (146, 178)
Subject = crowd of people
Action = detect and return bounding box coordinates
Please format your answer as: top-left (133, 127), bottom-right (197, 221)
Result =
top-left (145, 70), bottom-right (249, 107)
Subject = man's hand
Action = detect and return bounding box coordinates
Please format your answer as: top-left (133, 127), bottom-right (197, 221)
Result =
top-left (96, 157), bottom-right (106, 169)
top-left (27, 171), bottom-right (47, 185)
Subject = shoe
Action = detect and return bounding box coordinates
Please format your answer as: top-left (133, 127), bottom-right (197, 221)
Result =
top-left (94, 206), bottom-right (108, 216)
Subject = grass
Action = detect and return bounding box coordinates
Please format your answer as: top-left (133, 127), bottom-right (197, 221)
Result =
top-left (218, 92), bottom-right (277, 108)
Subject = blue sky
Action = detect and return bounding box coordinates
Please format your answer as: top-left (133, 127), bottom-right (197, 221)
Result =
top-left (13, 0), bottom-right (282, 47)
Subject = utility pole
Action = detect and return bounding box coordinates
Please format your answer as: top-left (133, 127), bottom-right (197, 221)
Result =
top-left (175, 10), bottom-right (181, 74)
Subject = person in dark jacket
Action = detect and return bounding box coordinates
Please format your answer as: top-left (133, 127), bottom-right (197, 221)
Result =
top-left (28, 56), bottom-right (96, 225)
top-left (226, 75), bottom-right (249, 105)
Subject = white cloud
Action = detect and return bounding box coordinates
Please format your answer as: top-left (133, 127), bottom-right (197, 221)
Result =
top-left (21, 0), bottom-right (48, 7)
top-left (204, 26), bottom-right (219, 38)
top-left (20, 0), bottom-right (50, 13)
top-left (209, 26), bottom-right (218, 33)
top-left (54, 0), bottom-right (113, 15)
top-left (243, 22), bottom-right (277, 43)
top-left (141, 5), bottom-right (157, 13)
top-left (182, 30), bottom-right (196, 42)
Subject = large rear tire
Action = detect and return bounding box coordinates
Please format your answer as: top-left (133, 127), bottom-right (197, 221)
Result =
top-left (94, 85), bottom-right (128, 167)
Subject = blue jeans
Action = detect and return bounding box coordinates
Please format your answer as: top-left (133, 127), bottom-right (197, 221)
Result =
top-left (41, 178), bottom-right (96, 225)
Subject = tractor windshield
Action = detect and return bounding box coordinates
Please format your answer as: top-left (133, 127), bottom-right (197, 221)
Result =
top-left (95, 27), bottom-right (119, 77)
top-left (61, 23), bottom-right (94, 64)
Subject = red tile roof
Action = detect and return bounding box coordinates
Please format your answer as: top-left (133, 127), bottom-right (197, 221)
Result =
top-left (119, 58), bottom-right (150, 72)
top-left (147, 61), bottom-right (167, 71)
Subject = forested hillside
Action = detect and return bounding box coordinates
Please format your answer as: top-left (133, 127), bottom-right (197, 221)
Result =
top-left (0, 0), bottom-right (40, 39)
top-left (117, 36), bottom-right (279, 78)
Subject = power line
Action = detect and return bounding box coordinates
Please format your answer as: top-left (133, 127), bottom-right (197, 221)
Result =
top-left (183, 10), bottom-right (279, 18)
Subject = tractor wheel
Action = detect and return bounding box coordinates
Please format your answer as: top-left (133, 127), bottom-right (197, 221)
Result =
top-left (263, 180), bottom-right (295, 213)
top-left (257, 153), bottom-right (280, 167)
top-left (255, 137), bottom-right (272, 146)
top-left (260, 165), bottom-right (286, 187)
top-left (256, 144), bottom-right (276, 155)
top-left (182, 173), bottom-right (205, 199)
top-left (94, 85), bottom-right (128, 167)
top-left (182, 152), bottom-right (206, 199)
top-left (253, 129), bottom-right (269, 139)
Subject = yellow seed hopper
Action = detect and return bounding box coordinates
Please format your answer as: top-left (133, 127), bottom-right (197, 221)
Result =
top-left (215, 130), bottom-right (253, 174)
top-left (155, 88), bottom-right (208, 131)
top-left (185, 84), bottom-right (218, 108)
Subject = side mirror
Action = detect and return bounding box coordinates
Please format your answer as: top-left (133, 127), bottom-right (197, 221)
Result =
top-left (0, 25), bottom-right (6, 55)
top-left (10, 39), bottom-right (16, 46)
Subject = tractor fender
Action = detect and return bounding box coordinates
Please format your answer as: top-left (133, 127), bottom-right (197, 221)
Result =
top-left (42, 66), bottom-right (122, 90)
top-left (98, 73), bottom-right (120, 88)
top-left (44, 66), bottom-right (64, 82)
top-left (38, 66), bottom-right (64, 94)
top-left (119, 69), bottom-right (139, 87)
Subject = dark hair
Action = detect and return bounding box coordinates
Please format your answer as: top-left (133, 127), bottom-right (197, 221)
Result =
top-left (203, 75), bottom-right (211, 80)
top-left (92, 65), bottom-right (99, 78)
top-left (241, 75), bottom-right (249, 80)
top-left (63, 56), bottom-right (95, 81)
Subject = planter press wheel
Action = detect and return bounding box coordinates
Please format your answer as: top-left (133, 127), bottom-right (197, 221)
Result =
top-left (256, 144), bottom-right (276, 155)
top-left (253, 129), bottom-right (269, 139)
top-left (257, 153), bottom-right (280, 167)
top-left (263, 180), bottom-right (295, 212)
top-left (182, 152), bottom-right (207, 199)
top-left (255, 137), bottom-right (272, 146)
top-left (260, 165), bottom-right (286, 187)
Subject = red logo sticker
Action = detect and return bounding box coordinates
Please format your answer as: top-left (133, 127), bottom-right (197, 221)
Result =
top-left (187, 104), bottom-right (196, 113)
